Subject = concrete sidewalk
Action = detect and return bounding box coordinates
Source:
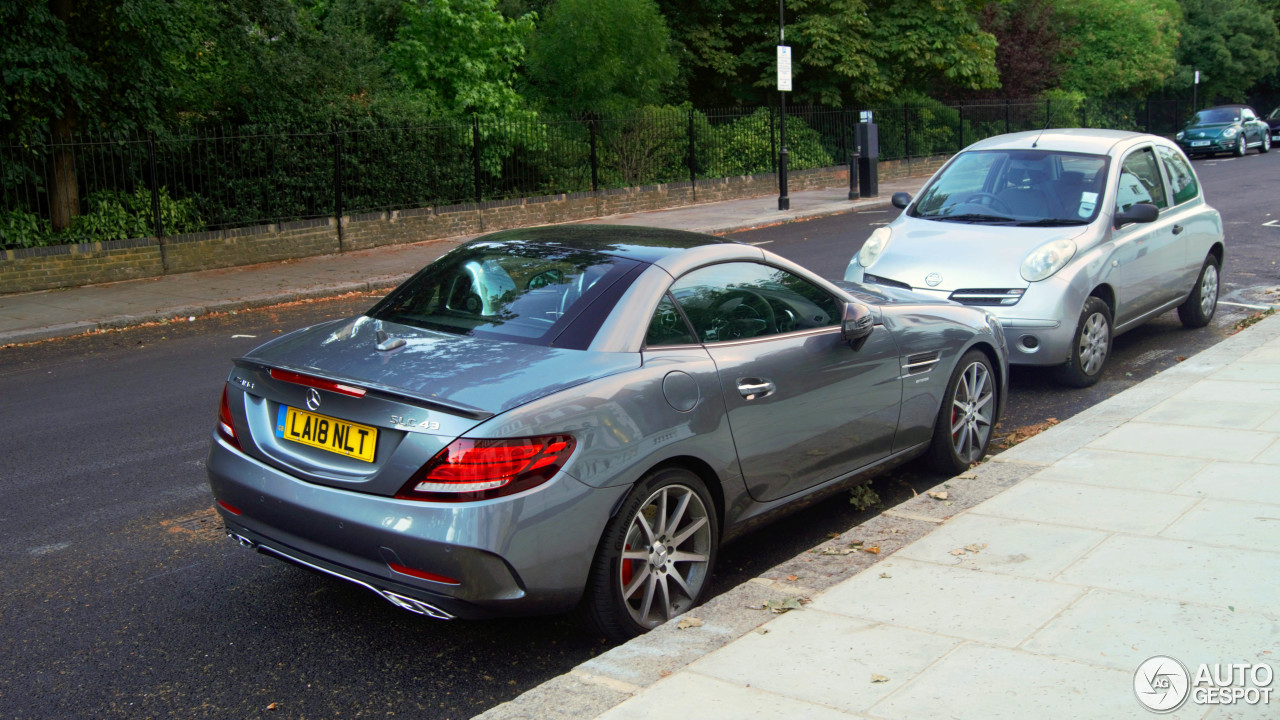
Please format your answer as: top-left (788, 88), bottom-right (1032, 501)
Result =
top-left (0, 179), bottom-right (921, 346)
top-left (477, 312), bottom-right (1280, 720)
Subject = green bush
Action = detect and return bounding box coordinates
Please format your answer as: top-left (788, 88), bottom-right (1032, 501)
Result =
top-left (63, 187), bottom-right (202, 244)
top-left (0, 208), bottom-right (54, 249)
top-left (705, 108), bottom-right (834, 177)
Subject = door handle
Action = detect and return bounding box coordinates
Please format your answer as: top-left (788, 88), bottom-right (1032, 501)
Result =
top-left (737, 379), bottom-right (776, 400)
top-left (1172, 224), bottom-right (1185, 235)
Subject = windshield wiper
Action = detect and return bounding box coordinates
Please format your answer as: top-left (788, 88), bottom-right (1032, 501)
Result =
top-left (1016, 218), bottom-right (1089, 227)
top-left (926, 213), bottom-right (1016, 224)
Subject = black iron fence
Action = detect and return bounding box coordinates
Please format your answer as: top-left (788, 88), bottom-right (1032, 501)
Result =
top-left (0, 96), bottom-right (1205, 250)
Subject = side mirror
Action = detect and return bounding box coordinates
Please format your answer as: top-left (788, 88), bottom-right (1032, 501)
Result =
top-left (891, 192), bottom-right (912, 210)
top-left (1113, 202), bottom-right (1159, 229)
top-left (841, 302), bottom-right (875, 350)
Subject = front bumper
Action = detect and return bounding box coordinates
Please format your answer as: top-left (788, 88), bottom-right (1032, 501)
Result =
top-left (207, 435), bottom-right (627, 619)
top-left (1177, 137), bottom-right (1233, 155)
top-left (852, 267), bottom-right (1079, 367)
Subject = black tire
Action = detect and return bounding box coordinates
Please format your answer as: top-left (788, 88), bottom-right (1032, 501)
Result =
top-left (1177, 255), bottom-right (1220, 328)
top-left (577, 467), bottom-right (718, 641)
top-left (928, 350), bottom-right (999, 474)
top-left (1055, 297), bottom-right (1112, 388)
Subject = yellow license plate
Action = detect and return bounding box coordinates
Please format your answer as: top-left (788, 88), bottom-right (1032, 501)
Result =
top-left (275, 405), bottom-right (378, 462)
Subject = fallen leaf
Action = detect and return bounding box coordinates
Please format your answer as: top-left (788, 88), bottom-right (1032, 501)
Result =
top-left (879, 572), bottom-right (891, 579)
top-left (964, 544), bottom-right (986, 554)
top-left (849, 540), bottom-right (864, 547)
top-left (949, 548), bottom-right (967, 556)
top-left (676, 617), bottom-right (704, 630)
top-left (756, 628), bottom-right (770, 635)
top-left (1176, 356), bottom-right (1186, 362)
top-left (821, 548), bottom-right (858, 556)
top-left (871, 674), bottom-right (890, 683)
top-left (928, 491), bottom-right (949, 500)
top-left (266, 703), bottom-right (278, 711)
top-left (863, 545), bottom-right (881, 555)
top-left (786, 574), bottom-right (799, 582)
top-left (1229, 605), bottom-right (1235, 612)
top-left (659, 670), bottom-right (672, 678)
top-left (762, 598), bottom-right (804, 614)
top-left (957, 472), bottom-right (977, 480)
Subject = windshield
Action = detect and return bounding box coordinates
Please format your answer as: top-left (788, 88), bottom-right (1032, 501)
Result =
top-left (1192, 108), bottom-right (1241, 124)
top-left (1270, 107), bottom-right (1280, 120)
top-left (909, 149), bottom-right (1110, 226)
top-left (367, 242), bottom-right (639, 345)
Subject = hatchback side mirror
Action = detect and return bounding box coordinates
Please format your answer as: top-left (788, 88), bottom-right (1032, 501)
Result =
top-left (891, 192), bottom-right (912, 210)
top-left (841, 302), bottom-right (875, 350)
top-left (1113, 202), bottom-right (1159, 229)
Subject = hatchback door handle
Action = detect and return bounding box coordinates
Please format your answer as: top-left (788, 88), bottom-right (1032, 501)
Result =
top-left (1172, 224), bottom-right (1185, 235)
top-left (737, 379), bottom-right (775, 400)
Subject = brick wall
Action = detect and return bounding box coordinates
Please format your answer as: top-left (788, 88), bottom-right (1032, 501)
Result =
top-left (0, 160), bottom-right (934, 295)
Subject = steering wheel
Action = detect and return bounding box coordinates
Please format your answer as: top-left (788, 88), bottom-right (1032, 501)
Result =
top-left (958, 191), bottom-right (1013, 214)
top-left (527, 269), bottom-right (565, 290)
top-left (707, 289), bottom-right (776, 341)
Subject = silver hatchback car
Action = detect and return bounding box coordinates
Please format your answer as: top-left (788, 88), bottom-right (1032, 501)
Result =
top-left (846, 129), bottom-right (1225, 386)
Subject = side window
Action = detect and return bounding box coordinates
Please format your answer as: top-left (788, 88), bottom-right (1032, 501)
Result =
top-left (1242, 108), bottom-right (1257, 121)
top-left (1116, 147), bottom-right (1168, 212)
top-left (1155, 146), bottom-right (1199, 206)
top-left (668, 262), bottom-right (841, 343)
top-left (645, 294), bottom-right (697, 346)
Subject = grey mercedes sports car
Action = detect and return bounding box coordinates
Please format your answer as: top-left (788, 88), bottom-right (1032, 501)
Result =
top-left (208, 226), bottom-right (1008, 639)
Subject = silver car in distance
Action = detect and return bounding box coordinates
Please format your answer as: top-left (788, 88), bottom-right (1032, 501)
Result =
top-left (846, 129), bottom-right (1225, 387)
top-left (208, 226), bottom-right (1008, 639)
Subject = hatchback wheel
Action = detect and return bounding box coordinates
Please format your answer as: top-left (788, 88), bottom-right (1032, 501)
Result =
top-left (928, 350), bottom-right (998, 474)
top-left (1262, 134), bottom-right (1272, 153)
top-left (579, 468), bottom-right (717, 640)
top-left (1234, 135), bottom-right (1247, 156)
top-left (1177, 255), bottom-right (1220, 328)
top-left (1056, 297), bottom-right (1112, 388)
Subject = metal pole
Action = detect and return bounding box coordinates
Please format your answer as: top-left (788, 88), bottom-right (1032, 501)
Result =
top-left (769, 106), bottom-right (777, 173)
top-left (471, 116), bottom-right (482, 204)
top-left (958, 103), bottom-right (964, 150)
top-left (777, 0), bottom-right (789, 211)
top-left (332, 130), bottom-right (344, 250)
top-left (847, 109), bottom-right (858, 200)
top-left (1005, 100), bottom-right (1011, 134)
top-left (687, 107), bottom-right (696, 190)
top-left (588, 117), bottom-right (599, 192)
top-left (146, 131), bottom-right (163, 239)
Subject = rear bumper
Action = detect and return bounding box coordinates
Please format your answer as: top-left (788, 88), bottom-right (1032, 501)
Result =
top-left (207, 435), bottom-right (627, 619)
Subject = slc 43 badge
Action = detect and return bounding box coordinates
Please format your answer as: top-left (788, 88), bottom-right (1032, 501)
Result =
top-left (390, 415), bottom-right (441, 431)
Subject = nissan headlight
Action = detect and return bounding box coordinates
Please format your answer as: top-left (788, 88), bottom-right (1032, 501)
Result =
top-left (1222, 127), bottom-right (1239, 138)
top-left (1020, 238), bottom-right (1076, 282)
top-left (857, 227), bottom-right (892, 268)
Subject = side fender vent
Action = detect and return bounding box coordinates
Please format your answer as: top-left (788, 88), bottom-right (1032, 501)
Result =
top-left (902, 351), bottom-right (941, 376)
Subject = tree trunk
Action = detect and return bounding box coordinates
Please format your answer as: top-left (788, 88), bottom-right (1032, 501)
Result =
top-left (48, 0), bottom-right (79, 233)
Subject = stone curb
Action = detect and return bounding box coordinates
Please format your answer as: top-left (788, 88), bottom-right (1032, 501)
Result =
top-left (472, 313), bottom-right (1280, 720)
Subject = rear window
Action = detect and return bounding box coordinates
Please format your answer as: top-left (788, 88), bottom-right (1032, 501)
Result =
top-left (367, 242), bottom-right (639, 345)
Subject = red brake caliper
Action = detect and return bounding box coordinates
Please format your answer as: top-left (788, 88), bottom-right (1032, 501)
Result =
top-left (621, 543), bottom-right (634, 586)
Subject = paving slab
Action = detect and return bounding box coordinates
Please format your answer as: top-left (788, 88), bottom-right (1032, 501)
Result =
top-left (1022, 589), bottom-right (1280, 672)
top-left (1173, 461), bottom-right (1280, 504)
top-left (968, 479), bottom-right (1198, 535)
top-left (892, 513), bottom-right (1108, 580)
top-left (809, 558), bottom-right (1084, 647)
top-left (1160, 498), bottom-right (1280, 551)
top-left (1087, 422), bottom-right (1278, 462)
top-left (1025, 448), bottom-right (1207, 492)
top-left (594, 672), bottom-right (859, 720)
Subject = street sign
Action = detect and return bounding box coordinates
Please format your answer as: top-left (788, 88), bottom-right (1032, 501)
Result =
top-left (860, 111), bottom-right (873, 123)
top-left (777, 46), bottom-right (792, 92)
top-left (1195, 70), bottom-right (1200, 84)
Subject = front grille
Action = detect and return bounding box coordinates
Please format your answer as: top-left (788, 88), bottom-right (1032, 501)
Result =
top-left (949, 288), bottom-right (1025, 306)
top-left (863, 274), bottom-right (913, 290)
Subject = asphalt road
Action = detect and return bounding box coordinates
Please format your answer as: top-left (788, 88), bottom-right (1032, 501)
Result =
top-left (1, 149), bottom-right (1276, 720)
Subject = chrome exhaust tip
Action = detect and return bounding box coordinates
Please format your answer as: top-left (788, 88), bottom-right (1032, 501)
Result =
top-left (227, 531), bottom-right (257, 549)
top-left (380, 591), bottom-right (455, 620)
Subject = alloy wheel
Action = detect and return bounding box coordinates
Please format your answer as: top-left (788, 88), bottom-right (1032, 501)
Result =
top-left (618, 484), bottom-right (712, 629)
top-left (1078, 312), bottom-right (1109, 376)
top-left (949, 360), bottom-right (995, 464)
top-left (1199, 262), bottom-right (1219, 317)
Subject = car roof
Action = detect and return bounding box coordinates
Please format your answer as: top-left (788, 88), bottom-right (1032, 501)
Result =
top-left (475, 225), bottom-right (734, 265)
top-left (965, 128), bottom-right (1148, 155)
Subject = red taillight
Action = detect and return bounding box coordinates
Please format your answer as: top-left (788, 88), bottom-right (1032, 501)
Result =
top-left (395, 435), bottom-right (576, 502)
top-left (269, 368), bottom-right (367, 397)
top-left (216, 499), bottom-right (243, 516)
top-left (388, 562), bottom-right (460, 585)
top-left (218, 386), bottom-right (242, 450)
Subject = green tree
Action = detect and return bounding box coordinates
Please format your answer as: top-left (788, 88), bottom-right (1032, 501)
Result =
top-left (1172, 0), bottom-right (1279, 104)
top-left (389, 0), bottom-right (535, 118)
top-left (2, 0), bottom-right (196, 229)
top-left (1055, 0), bottom-right (1183, 97)
top-left (524, 0), bottom-right (678, 114)
top-left (655, 0), bottom-right (998, 107)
